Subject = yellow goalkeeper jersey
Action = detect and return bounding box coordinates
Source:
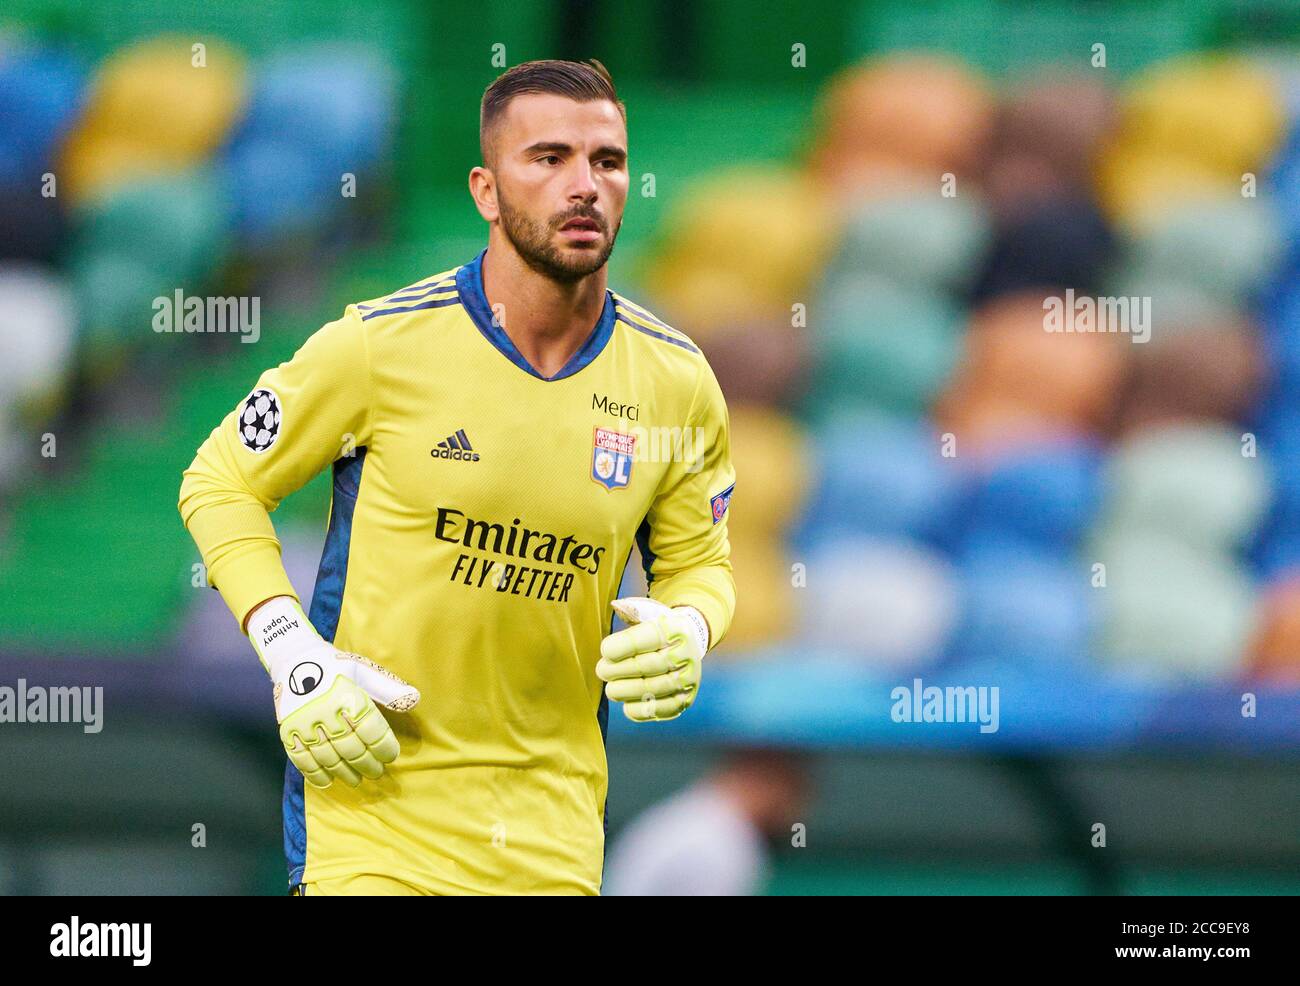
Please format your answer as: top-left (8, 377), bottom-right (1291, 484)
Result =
top-left (178, 249), bottom-right (736, 895)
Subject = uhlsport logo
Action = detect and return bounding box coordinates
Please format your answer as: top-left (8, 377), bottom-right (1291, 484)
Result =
top-left (288, 662), bottom-right (324, 696)
top-left (592, 427), bottom-right (636, 490)
top-left (432, 428), bottom-right (480, 462)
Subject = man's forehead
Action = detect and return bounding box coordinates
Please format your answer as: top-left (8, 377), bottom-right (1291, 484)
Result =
top-left (501, 93), bottom-right (626, 147)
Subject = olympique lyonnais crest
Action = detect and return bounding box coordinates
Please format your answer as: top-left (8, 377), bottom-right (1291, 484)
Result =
top-left (592, 427), bottom-right (636, 491)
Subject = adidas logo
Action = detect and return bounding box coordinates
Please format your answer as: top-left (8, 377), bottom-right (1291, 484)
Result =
top-left (431, 428), bottom-right (481, 462)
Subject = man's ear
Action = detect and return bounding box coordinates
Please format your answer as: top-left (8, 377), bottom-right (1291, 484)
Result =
top-left (468, 166), bottom-right (500, 222)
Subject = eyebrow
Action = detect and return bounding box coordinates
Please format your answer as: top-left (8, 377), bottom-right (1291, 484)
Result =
top-left (522, 141), bottom-right (627, 163)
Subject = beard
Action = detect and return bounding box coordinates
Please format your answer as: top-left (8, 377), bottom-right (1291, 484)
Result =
top-left (497, 188), bottom-right (620, 284)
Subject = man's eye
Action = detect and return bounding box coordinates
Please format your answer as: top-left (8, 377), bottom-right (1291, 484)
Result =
top-left (541, 155), bottom-right (561, 165)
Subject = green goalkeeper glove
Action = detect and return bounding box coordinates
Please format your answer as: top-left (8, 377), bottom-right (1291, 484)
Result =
top-left (248, 596), bottom-right (420, 789)
top-left (596, 597), bottom-right (710, 722)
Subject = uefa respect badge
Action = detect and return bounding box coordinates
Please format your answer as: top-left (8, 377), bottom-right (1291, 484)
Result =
top-left (710, 482), bottom-right (734, 524)
top-left (592, 427), bottom-right (636, 491)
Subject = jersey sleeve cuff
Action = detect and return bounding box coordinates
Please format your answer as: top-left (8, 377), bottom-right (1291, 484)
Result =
top-left (207, 542), bottom-right (301, 630)
top-left (650, 582), bottom-right (732, 652)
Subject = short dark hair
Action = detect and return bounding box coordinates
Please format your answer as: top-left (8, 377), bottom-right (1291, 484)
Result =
top-left (480, 59), bottom-right (625, 167)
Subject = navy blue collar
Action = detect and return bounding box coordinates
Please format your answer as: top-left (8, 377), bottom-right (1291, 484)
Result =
top-left (455, 248), bottom-right (616, 381)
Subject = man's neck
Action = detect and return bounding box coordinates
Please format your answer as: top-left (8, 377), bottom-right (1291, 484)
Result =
top-left (481, 236), bottom-right (609, 379)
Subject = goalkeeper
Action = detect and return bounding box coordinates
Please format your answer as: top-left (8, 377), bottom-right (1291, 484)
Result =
top-left (178, 59), bottom-right (735, 896)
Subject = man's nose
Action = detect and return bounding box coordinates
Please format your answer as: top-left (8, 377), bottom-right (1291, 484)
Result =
top-left (567, 160), bottom-right (598, 200)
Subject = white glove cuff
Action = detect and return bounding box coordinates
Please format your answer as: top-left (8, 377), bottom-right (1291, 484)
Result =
top-left (248, 596), bottom-right (319, 671)
top-left (675, 605), bottom-right (711, 655)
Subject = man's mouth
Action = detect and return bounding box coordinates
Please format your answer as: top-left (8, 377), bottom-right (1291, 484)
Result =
top-left (558, 216), bottom-right (602, 244)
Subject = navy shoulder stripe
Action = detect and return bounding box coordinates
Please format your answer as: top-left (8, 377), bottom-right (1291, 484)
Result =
top-left (360, 293), bottom-right (462, 321)
top-left (358, 280), bottom-right (456, 310)
top-left (613, 295), bottom-right (680, 335)
top-left (615, 313), bottom-right (700, 353)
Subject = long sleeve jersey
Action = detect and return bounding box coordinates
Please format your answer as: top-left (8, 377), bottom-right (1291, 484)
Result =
top-left (178, 249), bottom-right (736, 893)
